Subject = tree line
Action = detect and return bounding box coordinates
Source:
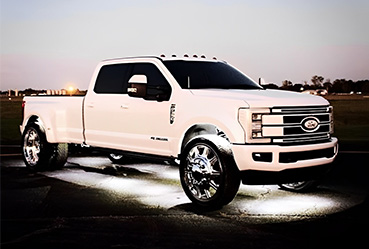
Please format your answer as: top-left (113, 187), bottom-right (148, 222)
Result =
top-left (1, 88), bottom-right (87, 96)
top-left (263, 76), bottom-right (369, 93)
top-left (2, 76), bottom-right (369, 96)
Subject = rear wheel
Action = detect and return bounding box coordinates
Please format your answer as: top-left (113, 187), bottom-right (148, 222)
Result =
top-left (180, 138), bottom-right (240, 209)
top-left (108, 153), bottom-right (126, 164)
top-left (51, 143), bottom-right (68, 170)
top-left (278, 180), bottom-right (318, 192)
top-left (22, 123), bottom-right (68, 171)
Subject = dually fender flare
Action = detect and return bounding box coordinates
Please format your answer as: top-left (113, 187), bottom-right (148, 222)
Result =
top-left (22, 114), bottom-right (57, 143)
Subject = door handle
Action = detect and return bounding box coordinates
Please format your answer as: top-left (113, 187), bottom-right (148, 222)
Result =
top-left (86, 102), bottom-right (94, 108)
top-left (120, 104), bottom-right (129, 109)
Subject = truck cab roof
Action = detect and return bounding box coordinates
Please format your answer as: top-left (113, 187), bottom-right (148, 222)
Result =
top-left (102, 54), bottom-right (222, 63)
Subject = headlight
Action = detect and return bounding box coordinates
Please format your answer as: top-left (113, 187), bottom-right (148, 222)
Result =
top-left (238, 108), bottom-right (271, 143)
top-left (329, 106), bottom-right (334, 134)
top-left (251, 114), bottom-right (263, 138)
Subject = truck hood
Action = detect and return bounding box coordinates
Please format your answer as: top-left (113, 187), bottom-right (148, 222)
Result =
top-left (190, 89), bottom-right (329, 108)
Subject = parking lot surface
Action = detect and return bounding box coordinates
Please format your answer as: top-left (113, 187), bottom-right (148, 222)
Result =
top-left (1, 152), bottom-right (368, 248)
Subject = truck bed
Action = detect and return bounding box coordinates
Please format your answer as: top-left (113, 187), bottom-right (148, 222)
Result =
top-left (22, 96), bottom-right (85, 144)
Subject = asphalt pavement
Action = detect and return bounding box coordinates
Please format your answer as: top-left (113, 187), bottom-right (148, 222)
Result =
top-left (1, 150), bottom-right (368, 249)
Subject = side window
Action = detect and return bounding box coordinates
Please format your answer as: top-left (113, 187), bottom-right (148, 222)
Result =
top-left (94, 64), bottom-right (131, 94)
top-left (131, 63), bottom-right (172, 101)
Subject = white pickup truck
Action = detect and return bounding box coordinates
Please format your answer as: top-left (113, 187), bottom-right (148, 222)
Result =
top-left (20, 55), bottom-right (338, 208)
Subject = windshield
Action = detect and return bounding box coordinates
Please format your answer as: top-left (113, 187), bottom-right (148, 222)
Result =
top-left (163, 60), bottom-right (262, 90)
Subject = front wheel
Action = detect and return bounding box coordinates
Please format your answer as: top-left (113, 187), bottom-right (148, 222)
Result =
top-left (180, 138), bottom-right (240, 209)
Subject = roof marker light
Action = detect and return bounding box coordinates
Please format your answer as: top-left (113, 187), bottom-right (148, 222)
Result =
top-left (172, 54), bottom-right (177, 57)
top-left (201, 55), bottom-right (206, 58)
top-left (160, 54), bottom-right (166, 58)
top-left (184, 54), bottom-right (189, 58)
top-left (213, 56), bottom-right (217, 60)
top-left (193, 54), bottom-right (198, 58)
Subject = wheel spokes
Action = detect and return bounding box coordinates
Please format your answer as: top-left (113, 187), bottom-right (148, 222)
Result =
top-left (184, 143), bottom-right (222, 201)
top-left (209, 180), bottom-right (219, 191)
top-left (24, 128), bottom-right (41, 166)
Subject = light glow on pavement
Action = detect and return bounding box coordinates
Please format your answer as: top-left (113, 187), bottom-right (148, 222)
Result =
top-left (38, 156), bottom-right (365, 219)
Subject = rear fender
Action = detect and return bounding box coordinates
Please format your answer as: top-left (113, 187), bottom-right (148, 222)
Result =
top-left (22, 114), bottom-right (57, 143)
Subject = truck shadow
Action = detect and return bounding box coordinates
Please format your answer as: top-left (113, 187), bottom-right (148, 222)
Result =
top-left (67, 162), bottom-right (152, 178)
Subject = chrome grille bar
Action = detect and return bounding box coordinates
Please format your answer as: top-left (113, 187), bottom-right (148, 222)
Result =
top-left (263, 105), bottom-right (333, 144)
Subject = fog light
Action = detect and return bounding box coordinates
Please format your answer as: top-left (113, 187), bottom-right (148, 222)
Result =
top-left (252, 152), bottom-right (273, 162)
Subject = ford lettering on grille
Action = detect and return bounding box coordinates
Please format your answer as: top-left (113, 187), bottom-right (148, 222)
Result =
top-left (301, 117), bottom-right (320, 132)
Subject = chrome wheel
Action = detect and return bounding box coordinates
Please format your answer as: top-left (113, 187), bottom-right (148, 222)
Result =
top-left (22, 123), bottom-right (68, 171)
top-left (109, 154), bottom-right (123, 161)
top-left (108, 153), bottom-right (125, 164)
top-left (281, 182), bottom-right (306, 189)
top-left (23, 127), bottom-right (41, 166)
top-left (180, 138), bottom-right (240, 208)
top-left (183, 143), bottom-right (222, 201)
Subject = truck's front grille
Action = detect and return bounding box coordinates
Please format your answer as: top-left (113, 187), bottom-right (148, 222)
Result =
top-left (263, 105), bottom-right (333, 145)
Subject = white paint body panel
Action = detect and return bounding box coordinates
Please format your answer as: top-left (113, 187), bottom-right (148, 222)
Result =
top-left (232, 138), bottom-right (338, 171)
top-left (21, 96), bottom-right (84, 144)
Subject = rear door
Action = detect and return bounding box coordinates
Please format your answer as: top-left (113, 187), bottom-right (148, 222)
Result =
top-left (83, 63), bottom-right (132, 149)
top-left (84, 61), bottom-right (174, 156)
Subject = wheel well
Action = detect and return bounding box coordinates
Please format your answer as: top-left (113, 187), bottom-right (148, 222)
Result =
top-left (25, 115), bottom-right (45, 133)
top-left (181, 124), bottom-right (229, 153)
top-left (27, 115), bottom-right (39, 126)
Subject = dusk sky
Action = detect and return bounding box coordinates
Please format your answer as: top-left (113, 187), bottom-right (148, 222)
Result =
top-left (1, 0), bottom-right (368, 90)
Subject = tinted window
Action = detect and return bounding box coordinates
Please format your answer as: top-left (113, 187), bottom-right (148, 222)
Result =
top-left (163, 61), bottom-right (262, 90)
top-left (131, 63), bottom-right (172, 101)
top-left (94, 64), bottom-right (131, 94)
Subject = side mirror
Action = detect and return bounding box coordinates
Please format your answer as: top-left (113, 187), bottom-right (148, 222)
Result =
top-left (128, 74), bottom-right (147, 98)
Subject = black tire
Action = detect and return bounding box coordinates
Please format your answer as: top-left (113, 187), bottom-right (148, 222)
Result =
top-left (278, 180), bottom-right (319, 193)
top-left (50, 143), bottom-right (68, 170)
top-left (180, 138), bottom-right (240, 209)
top-left (22, 123), bottom-right (68, 171)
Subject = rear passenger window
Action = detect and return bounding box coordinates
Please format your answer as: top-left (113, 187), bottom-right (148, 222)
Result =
top-left (94, 64), bottom-right (131, 94)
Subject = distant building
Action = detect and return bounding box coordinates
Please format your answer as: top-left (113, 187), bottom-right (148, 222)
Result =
top-left (7, 89), bottom-right (19, 96)
top-left (46, 89), bottom-right (67, 95)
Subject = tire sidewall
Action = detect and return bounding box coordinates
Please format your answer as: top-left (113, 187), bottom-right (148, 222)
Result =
top-left (180, 137), bottom-right (240, 209)
top-left (22, 123), bottom-right (52, 171)
top-left (50, 143), bottom-right (68, 170)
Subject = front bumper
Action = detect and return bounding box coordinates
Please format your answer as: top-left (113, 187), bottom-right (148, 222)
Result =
top-left (232, 137), bottom-right (338, 172)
